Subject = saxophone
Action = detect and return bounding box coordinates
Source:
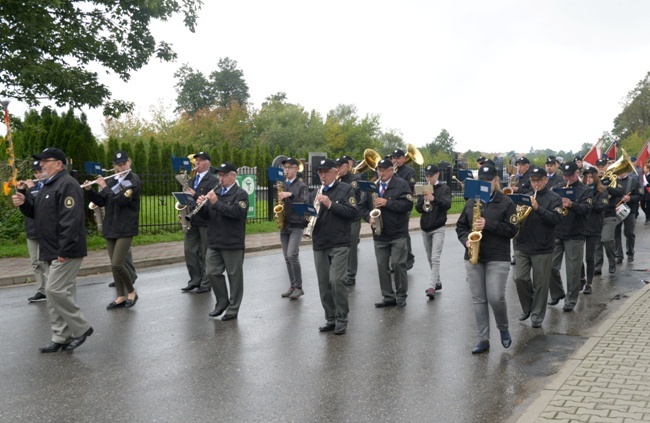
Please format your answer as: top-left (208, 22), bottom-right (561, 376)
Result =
top-left (175, 171), bottom-right (191, 233)
top-left (467, 197), bottom-right (483, 265)
top-left (273, 180), bottom-right (286, 229)
top-left (303, 185), bottom-right (323, 239)
top-left (369, 191), bottom-right (383, 236)
top-left (89, 202), bottom-right (104, 233)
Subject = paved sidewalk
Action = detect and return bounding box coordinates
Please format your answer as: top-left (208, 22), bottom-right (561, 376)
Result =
top-left (517, 282), bottom-right (650, 423)
top-left (0, 215), bottom-right (459, 287)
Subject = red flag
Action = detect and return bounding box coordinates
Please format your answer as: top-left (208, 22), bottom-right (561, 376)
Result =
top-left (582, 138), bottom-right (603, 168)
top-left (637, 140), bottom-right (650, 167)
top-left (604, 141), bottom-right (618, 161)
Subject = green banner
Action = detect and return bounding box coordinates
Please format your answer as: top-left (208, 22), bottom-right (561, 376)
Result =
top-left (237, 174), bottom-right (256, 219)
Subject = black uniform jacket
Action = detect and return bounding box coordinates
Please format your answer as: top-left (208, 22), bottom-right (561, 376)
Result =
top-left (359, 177), bottom-right (414, 242)
top-left (514, 187), bottom-right (563, 255)
top-left (604, 185), bottom-right (625, 218)
top-left (643, 173), bottom-right (650, 201)
top-left (24, 184), bottom-right (41, 240)
top-left (553, 180), bottom-right (592, 240)
top-left (547, 173), bottom-right (562, 190)
top-left (339, 172), bottom-right (363, 221)
top-left (456, 191), bottom-right (517, 263)
top-left (19, 170), bottom-right (87, 262)
top-left (188, 172), bottom-right (219, 227)
top-left (584, 187), bottom-right (608, 236)
top-left (415, 182), bottom-right (451, 232)
top-left (85, 171), bottom-right (141, 239)
top-left (516, 169), bottom-right (533, 194)
top-left (310, 181), bottom-right (357, 251)
top-left (207, 184), bottom-right (248, 250)
top-left (396, 164), bottom-right (416, 193)
top-left (617, 174), bottom-right (643, 214)
top-left (280, 178), bottom-right (310, 228)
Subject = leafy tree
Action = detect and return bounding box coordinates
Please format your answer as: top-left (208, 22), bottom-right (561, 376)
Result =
top-left (160, 142), bottom-right (173, 174)
top-left (209, 146), bottom-right (221, 168)
top-left (0, 0), bottom-right (202, 116)
top-left (173, 65), bottom-right (214, 115)
top-left (613, 72), bottom-right (650, 141)
top-left (424, 129), bottom-right (456, 162)
top-left (378, 130), bottom-right (405, 156)
top-left (106, 137), bottom-right (120, 164)
top-left (221, 141), bottom-right (232, 164)
top-left (211, 57), bottom-right (250, 109)
top-left (134, 139), bottom-right (147, 174)
top-left (119, 142), bottom-right (134, 163)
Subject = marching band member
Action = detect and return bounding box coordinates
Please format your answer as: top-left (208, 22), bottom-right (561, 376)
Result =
top-left (25, 160), bottom-right (49, 303)
top-left (641, 163), bottom-right (650, 224)
top-left (361, 159), bottom-right (414, 308)
top-left (203, 162), bottom-right (249, 321)
top-left (580, 167), bottom-right (608, 294)
top-left (456, 164), bottom-right (517, 354)
top-left (278, 158), bottom-right (309, 299)
top-left (574, 154), bottom-right (584, 174)
top-left (13, 148), bottom-right (93, 352)
top-left (614, 171), bottom-right (642, 263)
top-left (512, 157), bottom-right (533, 194)
top-left (335, 156), bottom-right (363, 286)
top-left (310, 159), bottom-right (358, 335)
top-left (513, 167), bottom-right (563, 328)
top-left (545, 156), bottom-right (562, 188)
top-left (84, 150), bottom-right (141, 309)
top-left (180, 151), bottom-right (219, 294)
top-left (415, 164), bottom-right (451, 300)
top-left (594, 171), bottom-right (625, 275)
top-left (548, 162), bottom-right (592, 312)
top-left (391, 148), bottom-right (416, 270)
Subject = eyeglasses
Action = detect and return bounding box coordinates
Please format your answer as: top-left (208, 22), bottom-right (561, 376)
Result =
top-left (39, 159), bottom-right (58, 163)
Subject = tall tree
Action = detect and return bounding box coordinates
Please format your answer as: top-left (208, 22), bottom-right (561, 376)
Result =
top-left (210, 57), bottom-right (249, 108)
top-left (174, 64), bottom-right (214, 115)
top-left (0, 0), bottom-right (202, 117)
top-left (613, 72), bottom-right (650, 142)
top-left (424, 129), bottom-right (456, 161)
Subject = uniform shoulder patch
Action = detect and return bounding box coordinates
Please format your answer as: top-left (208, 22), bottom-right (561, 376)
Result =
top-left (602, 199), bottom-right (608, 204)
top-left (239, 201), bottom-right (247, 209)
top-left (555, 207), bottom-right (564, 214)
top-left (351, 181), bottom-right (358, 189)
top-left (406, 193), bottom-right (414, 201)
top-left (349, 196), bottom-right (356, 206)
top-left (64, 196), bottom-right (75, 209)
top-left (509, 214), bottom-right (518, 224)
top-left (586, 197), bottom-right (593, 204)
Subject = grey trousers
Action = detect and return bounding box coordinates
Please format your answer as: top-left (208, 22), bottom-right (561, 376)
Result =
top-left (281, 227), bottom-right (304, 289)
top-left (514, 251), bottom-right (552, 325)
top-left (314, 246), bottom-right (350, 325)
top-left (124, 248), bottom-right (137, 285)
top-left (422, 227), bottom-right (445, 288)
top-left (184, 225), bottom-right (209, 288)
top-left (206, 248), bottom-right (244, 315)
top-left (465, 261), bottom-right (510, 341)
top-left (27, 237), bottom-right (48, 294)
top-left (106, 237), bottom-right (135, 297)
top-left (42, 258), bottom-right (91, 343)
top-left (615, 212), bottom-right (636, 259)
top-left (347, 220), bottom-right (361, 283)
top-left (550, 238), bottom-right (584, 307)
top-left (374, 237), bottom-right (408, 302)
top-left (595, 217), bottom-right (617, 272)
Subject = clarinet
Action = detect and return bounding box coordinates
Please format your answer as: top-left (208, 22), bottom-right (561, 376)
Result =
top-left (185, 183), bottom-right (222, 222)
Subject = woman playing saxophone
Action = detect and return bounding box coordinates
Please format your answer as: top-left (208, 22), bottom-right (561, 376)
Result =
top-left (456, 164), bottom-right (518, 354)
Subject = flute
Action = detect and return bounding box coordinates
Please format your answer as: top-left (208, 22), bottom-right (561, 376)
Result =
top-left (81, 170), bottom-right (130, 188)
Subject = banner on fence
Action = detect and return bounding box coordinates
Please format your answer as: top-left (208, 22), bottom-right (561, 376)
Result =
top-left (237, 174), bottom-right (256, 219)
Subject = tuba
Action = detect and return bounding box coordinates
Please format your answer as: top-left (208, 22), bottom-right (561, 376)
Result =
top-left (601, 148), bottom-right (635, 189)
top-left (403, 144), bottom-right (425, 166)
top-left (273, 180), bottom-right (286, 230)
top-left (468, 197), bottom-right (483, 265)
top-left (353, 149), bottom-right (382, 174)
top-left (174, 154), bottom-right (198, 233)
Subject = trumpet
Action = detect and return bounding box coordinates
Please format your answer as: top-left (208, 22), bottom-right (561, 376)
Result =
top-left (80, 170), bottom-right (130, 188)
top-left (421, 183), bottom-right (433, 212)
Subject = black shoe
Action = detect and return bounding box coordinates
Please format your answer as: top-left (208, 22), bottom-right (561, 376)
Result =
top-left (28, 292), bottom-right (47, 302)
top-left (609, 264), bottom-right (616, 274)
top-left (319, 323), bottom-right (336, 332)
top-left (583, 284), bottom-right (592, 294)
top-left (334, 324), bottom-right (347, 335)
top-left (181, 285), bottom-right (198, 292)
top-left (580, 279), bottom-right (586, 292)
top-left (221, 313), bottom-right (237, 321)
top-left (396, 300), bottom-right (407, 308)
top-left (616, 258), bottom-right (623, 264)
top-left (518, 312), bottom-right (530, 321)
top-left (196, 286), bottom-right (211, 294)
top-left (106, 300), bottom-right (126, 310)
top-left (66, 327), bottom-right (93, 351)
top-left (39, 341), bottom-right (70, 353)
top-left (562, 304), bottom-right (574, 312)
top-left (375, 300), bottom-right (397, 308)
top-left (471, 340), bottom-right (490, 354)
top-left (548, 295), bottom-right (565, 306)
top-left (435, 282), bottom-right (442, 291)
top-left (125, 293), bottom-right (139, 308)
top-left (208, 305), bottom-right (228, 317)
top-left (406, 263), bottom-right (414, 271)
top-left (500, 330), bottom-right (512, 348)
top-left (510, 257), bottom-right (516, 265)
top-left (628, 256), bottom-right (634, 263)
top-left (594, 270), bottom-right (602, 276)
top-left (532, 322), bottom-right (542, 329)
top-left (345, 279), bottom-right (356, 286)
top-left (108, 282), bottom-right (116, 288)
top-left (390, 267), bottom-right (395, 273)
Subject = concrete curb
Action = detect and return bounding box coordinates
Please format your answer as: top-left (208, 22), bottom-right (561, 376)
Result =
top-left (514, 282), bottom-right (650, 422)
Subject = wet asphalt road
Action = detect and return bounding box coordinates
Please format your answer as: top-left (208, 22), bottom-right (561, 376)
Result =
top-left (1, 226), bottom-right (648, 423)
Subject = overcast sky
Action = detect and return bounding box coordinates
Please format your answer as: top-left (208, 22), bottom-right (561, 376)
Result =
top-left (6, 0), bottom-right (650, 154)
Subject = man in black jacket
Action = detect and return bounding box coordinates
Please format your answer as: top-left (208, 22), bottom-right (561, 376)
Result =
top-left (277, 157), bottom-right (309, 299)
top-left (336, 157), bottom-right (363, 286)
top-left (513, 156), bottom-right (533, 194)
top-left (391, 148), bottom-right (416, 270)
top-left (360, 159), bottom-right (414, 308)
top-left (545, 156), bottom-right (562, 189)
top-left (25, 160), bottom-right (48, 302)
top-left (415, 164), bottom-right (451, 300)
top-left (180, 151), bottom-right (219, 293)
top-left (310, 159), bottom-right (358, 335)
top-left (203, 162), bottom-right (249, 321)
top-left (614, 172), bottom-right (642, 263)
top-left (548, 162), bottom-right (593, 312)
top-left (13, 148), bottom-right (93, 352)
top-left (84, 150), bottom-right (141, 309)
top-left (513, 168), bottom-right (563, 328)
